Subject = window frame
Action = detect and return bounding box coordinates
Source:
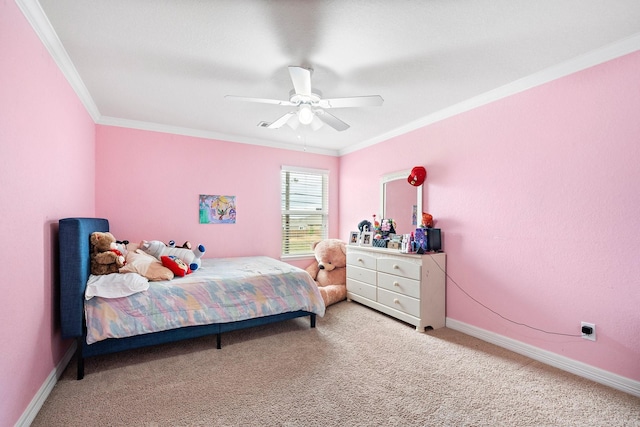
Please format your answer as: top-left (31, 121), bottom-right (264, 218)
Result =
top-left (280, 165), bottom-right (329, 259)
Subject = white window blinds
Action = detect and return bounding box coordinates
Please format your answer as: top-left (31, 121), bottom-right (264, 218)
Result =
top-left (281, 166), bottom-right (329, 256)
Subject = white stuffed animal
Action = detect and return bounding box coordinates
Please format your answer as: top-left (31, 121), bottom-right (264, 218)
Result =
top-left (139, 240), bottom-right (205, 271)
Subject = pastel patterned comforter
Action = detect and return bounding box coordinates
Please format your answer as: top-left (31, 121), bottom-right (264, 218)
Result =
top-left (84, 257), bottom-right (325, 344)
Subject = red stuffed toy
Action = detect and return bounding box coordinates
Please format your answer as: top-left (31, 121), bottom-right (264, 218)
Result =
top-left (161, 255), bottom-right (192, 277)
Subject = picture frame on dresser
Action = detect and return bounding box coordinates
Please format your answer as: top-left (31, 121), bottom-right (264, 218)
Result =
top-left (349, 231), bottom-right (360, 245)
top-left (361, 231), bottom-right (373, 246)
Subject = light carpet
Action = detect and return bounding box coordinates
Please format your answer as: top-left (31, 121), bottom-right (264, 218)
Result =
top-left (33, 301), bottom-right (640, 426)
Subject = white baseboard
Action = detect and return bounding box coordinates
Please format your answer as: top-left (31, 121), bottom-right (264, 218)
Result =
top-left (15, 341), bottom-right (76, 427)
top-left (446, 318), bottom-right (640, 398)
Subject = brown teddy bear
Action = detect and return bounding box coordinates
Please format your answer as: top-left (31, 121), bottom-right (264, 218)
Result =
top-left (305, 239), bottom-right (347, 307)
top-left (90, 231), bottom-right (125, 275)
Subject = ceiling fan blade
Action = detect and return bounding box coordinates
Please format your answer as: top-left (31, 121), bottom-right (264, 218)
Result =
top-left (266, 112), bottom-right (296, 129)
top-left (315, 110), bottom-right (350, 131)
top-left (288, 66), bottom-right (312, 96)
top-left (225, 95), bottom-right (296, 107)
top-left (318, 95), bottom-right (384, 109)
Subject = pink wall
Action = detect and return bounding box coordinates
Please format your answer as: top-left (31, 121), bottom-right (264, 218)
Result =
top-left (6, 0), bottom-right (639, 420)
top-left (340, 51), bottom-right (640, 381)
top-left (0, 1), bottom-right (96, 425)
top-left (95, 126), bottom-right (340, 268)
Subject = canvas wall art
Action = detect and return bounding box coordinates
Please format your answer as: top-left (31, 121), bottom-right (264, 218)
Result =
top-left (199, 195), bottom-right (236, 224)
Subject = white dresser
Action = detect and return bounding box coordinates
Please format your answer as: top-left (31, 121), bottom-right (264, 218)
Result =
top-left (346, 246), bottom-right (446, 331)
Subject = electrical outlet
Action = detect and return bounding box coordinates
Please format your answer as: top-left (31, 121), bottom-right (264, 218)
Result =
top-left (581, 322), bottom-right (596, 341)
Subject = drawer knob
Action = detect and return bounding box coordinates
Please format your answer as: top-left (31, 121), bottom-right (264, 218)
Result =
top-left (393, 264), bottom-right (399, 269)
top-left (393, 281), bottom-right (400, 287)
top-left (393, 298), bottom-right (400, 304)
top-left (357, 258), bottom-right (363, 262)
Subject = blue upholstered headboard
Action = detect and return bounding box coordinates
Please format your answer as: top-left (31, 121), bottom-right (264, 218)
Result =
top-left (59, 218), bottom-right (109, 339)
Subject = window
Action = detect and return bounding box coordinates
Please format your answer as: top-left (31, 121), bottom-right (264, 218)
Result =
top-left (281, 166), bottom-right (329, 257)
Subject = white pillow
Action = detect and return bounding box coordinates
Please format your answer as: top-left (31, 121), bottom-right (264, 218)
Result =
top-left (85, 272), bottom-right (149, 300)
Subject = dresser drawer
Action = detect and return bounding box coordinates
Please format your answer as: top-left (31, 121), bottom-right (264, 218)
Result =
top-left (377, 257), bottom-right (421, 280)
top-left (378, 288), bottom-right (420, 318)
top-left (377, 272), bottom-right (420, 299)
top-left (347, 251), bottom-right (377, 270)
top-left (347, 265), bottom-right (376, 285)
top-left (347, 278), bottom-right (376, 300)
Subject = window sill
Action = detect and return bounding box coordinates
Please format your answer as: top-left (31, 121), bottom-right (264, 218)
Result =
top-left (280, 254), bottom-right (315, 262)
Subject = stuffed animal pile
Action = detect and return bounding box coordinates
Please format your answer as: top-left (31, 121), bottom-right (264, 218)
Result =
top-left (90, 232), bottom-right (126, 275)
top-left (305, 239), bottom-right (347, 307)
top-left (139, 240), bottom-right (205, 277)
top-left (88, 230), bottom-right (207, 279)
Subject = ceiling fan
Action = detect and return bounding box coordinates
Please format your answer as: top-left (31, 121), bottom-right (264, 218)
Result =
top-left (225, 66), bottom-right (383, 132)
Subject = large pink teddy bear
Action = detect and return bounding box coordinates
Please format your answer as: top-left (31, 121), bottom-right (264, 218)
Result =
top-left (305, 239), bottom-right (347, 307)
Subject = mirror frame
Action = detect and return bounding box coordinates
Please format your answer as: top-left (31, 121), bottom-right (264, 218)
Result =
top-left (380, 169), bottom-right (422, 227)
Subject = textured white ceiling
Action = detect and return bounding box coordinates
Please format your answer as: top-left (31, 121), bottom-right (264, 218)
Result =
top-left (21, 0), bottom-right (640, 155)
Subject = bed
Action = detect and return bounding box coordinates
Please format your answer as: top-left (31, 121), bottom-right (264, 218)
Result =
top-left (59, 217), bottom-right (325, 379)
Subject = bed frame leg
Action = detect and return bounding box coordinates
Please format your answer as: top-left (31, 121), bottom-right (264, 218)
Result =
top-left (216, 334), bottom-right (221, 349)
top-left (310, 313), bottom-right (316, 328)
top-left (76, 337), bottom-right (85, 380)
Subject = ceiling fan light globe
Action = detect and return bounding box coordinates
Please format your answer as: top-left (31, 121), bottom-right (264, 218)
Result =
top-left (310, 116), bottom-right (323, 131)
top-left (298, 105), bottom-right (314, 125)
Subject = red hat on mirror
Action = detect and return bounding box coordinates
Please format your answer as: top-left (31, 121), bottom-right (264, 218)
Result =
top-left (407, 166), bottom-right (427, 186)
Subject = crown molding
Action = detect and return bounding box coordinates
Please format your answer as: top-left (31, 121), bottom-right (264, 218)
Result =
top-left (97, 116), bottom-right (339, 156)
top-left (339, 33), bottom-right (640, 156)
top-left (17, 0), bottom-right (639, 157)
top-left (16, 0), bottom-right (101, 121)
top-left (16, 0), bottom-right (338, 156)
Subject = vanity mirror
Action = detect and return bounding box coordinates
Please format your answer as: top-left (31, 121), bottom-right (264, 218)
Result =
top-left (380, 170), bottom-right (422, 235)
